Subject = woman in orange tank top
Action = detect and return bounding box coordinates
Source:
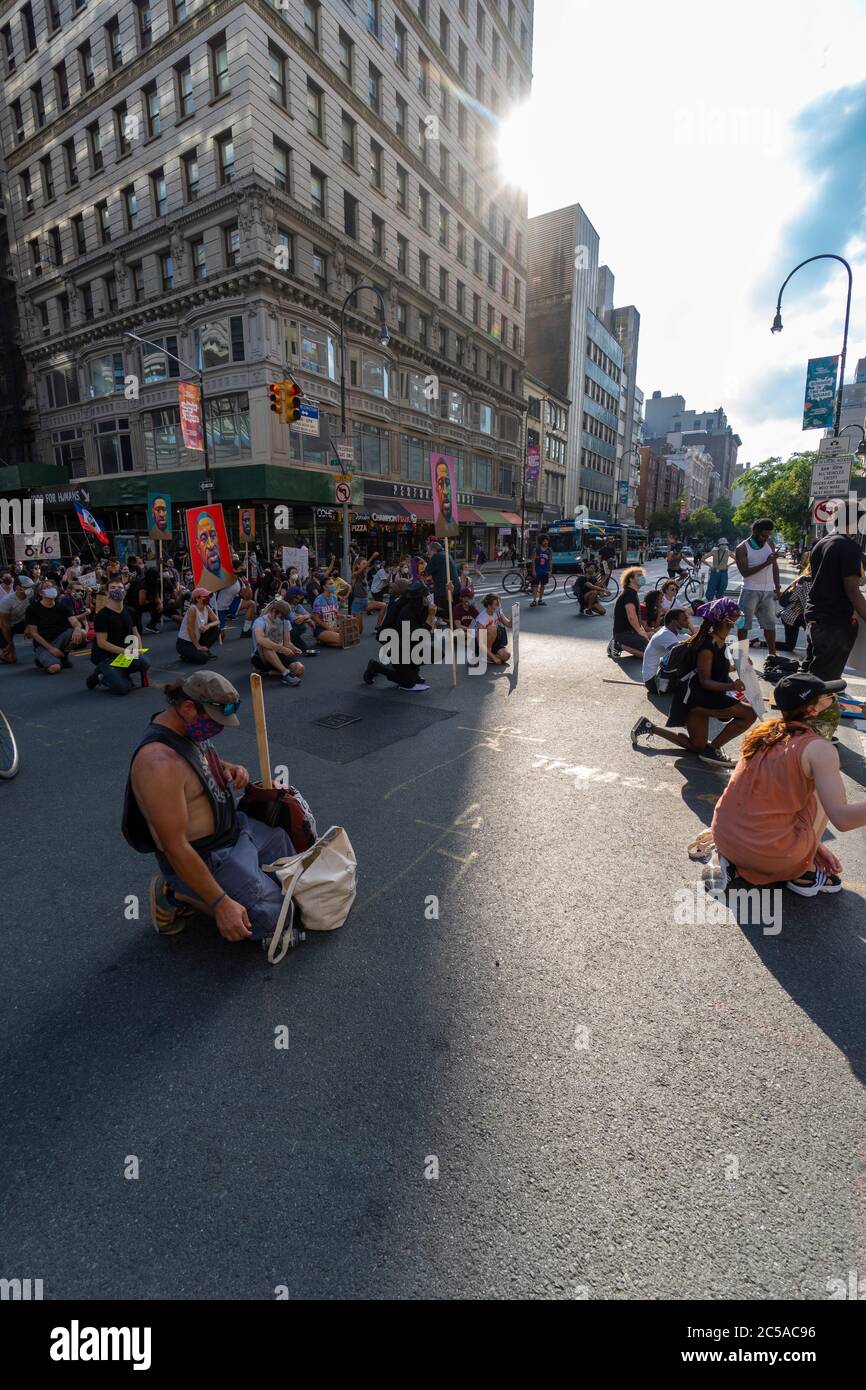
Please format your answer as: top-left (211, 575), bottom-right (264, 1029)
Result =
top-left (712, 673), bottom-right (866, 895)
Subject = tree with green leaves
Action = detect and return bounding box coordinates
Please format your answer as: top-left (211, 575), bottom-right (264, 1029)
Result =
top-left (647, 506), bottom-right (681, 538)
top-left (732, 453), bottom-right (817, 542)
top-left (685, 506), bottom-right (722, 538)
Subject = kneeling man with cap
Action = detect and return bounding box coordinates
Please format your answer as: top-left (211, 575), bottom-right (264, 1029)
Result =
top-left (123, 671), bottom-right (293, 940)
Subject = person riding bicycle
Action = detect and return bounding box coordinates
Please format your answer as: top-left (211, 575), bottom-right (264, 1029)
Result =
top-left (666, 542), bottom-right (689, 580)
top-left (530, 533), bottom-right (553, 608)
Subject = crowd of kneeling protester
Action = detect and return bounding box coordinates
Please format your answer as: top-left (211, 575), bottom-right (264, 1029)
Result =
top-left (609, 582), bottom-right (866, 900)
top-left (0, 538), bottom-right (512, 696)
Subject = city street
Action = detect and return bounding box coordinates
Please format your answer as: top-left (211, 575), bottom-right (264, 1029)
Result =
top-left (2, 564), bottom-right (865, 1301)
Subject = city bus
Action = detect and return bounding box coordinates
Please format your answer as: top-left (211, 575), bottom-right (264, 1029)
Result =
top-left (547, 519), bottom-right (648, 569)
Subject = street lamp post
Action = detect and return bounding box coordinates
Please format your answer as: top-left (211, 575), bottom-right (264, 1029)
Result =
top-left (771, 254), bottom-right (853, 438)
top-left (339, 285), bottom-right (390, 581)
top-left (124, 331), bottom-right (213, 508)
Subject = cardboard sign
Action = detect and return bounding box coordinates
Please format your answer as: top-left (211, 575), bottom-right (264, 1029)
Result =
top-left (147, 490), bottom-right (173, 542)
top-left (431, 453), bottom-right (460, 538)
top-left (185, 503), bottom-right (235, 593)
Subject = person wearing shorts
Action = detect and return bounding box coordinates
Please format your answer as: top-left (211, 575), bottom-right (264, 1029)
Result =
top-left (735, 519), bottom-right (780, 657)
top-left (530, 534), bottom-right (552, 607)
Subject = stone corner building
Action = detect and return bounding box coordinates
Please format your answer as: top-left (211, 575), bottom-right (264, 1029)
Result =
top-left (1, 0), bottom-right (533, 559)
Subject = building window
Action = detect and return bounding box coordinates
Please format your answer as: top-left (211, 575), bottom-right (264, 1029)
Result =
top-left (28, 238), bottom-right (42, 278)
top-left (456, 281), bottom-right (465, 316)
top-left (96, 199), bottom-right (111, 245)
top-left (343, 192), bottom-right (358, 240)
top-left (341, 112), bottom-right (356, 165)
top-left (191, 236), bottom-right (207, 280)
top-left (401, 433), bottom-right (430, 480)
top-left (144, 82), bottom-right (161, 139)
top-left (151, 168), bottom-right (168, 217)
top-left (71, 213), bottom-right (86, 255)
top-left (351, 421), bottom-right (389, 476)
top-left (306, 80), bottom-right (323, 139)
top-left (122, 184), bottom-right (138, 230)
top-left (310, 167), bottom-right (325, 217)
top-left (371, 213), bottom-right (384, 257)
top-left (30, 80), bottom-right (45, 130)
top-left (21, 3), bottom-right (36, 55)
top-left (135, 2), bottom-right (153, 52)
top-left (172, 1), bottom-right (188, 24)
top-left (439, 266), bottom-right (448, 302)
top-left (216, 132), bottom-right (235, 183)
top-left (438, 204), bottom-right (449, 248)
top-left (311, 249), bottom-right (327, 291)
top-left (104, 274), bottom-right (118, 313)
top-left (418, 186), bottom-right (429, 231)
top-left (395, 164), bottom-right (409, 213)
top-left (224, 225), bottom-right (240, 267)
top-left (367, 0), bottom-right (380, 39)
top-left (175, 57), bottom-right (194, 118)
top-left (275, 228), bottom-right (294, 273)
top-left (210, 34), bottom-right (229, 98)
top-left (40, 155), bottom-right (54, 202)
top-left (160, 252), bottom-right (174, 292)
top-left (81, 284), bottom-right (94, 321)
top-left (183, 149), bottom-right (199, 201)
top-left (268, 43), bottom-right (287, 106)
top-left (64, 139), bottom-right (79, 189)
top-left (90, 353), bottom-right (126, 397)
top-left (418, 50), bottom-right (429, 97)
top-left (394, 17), bottom-right (406, 68)
top-left (419, 251), bottom-right (429, 289)
top-left (338, 28), bottom-right (353, 85)
top-left (79, 41), bottom-right (95, 92)
top-left (49, 226), bottom-right (63, 267)
top-left (395, 94), bottom-right (407, 142)
top-left (361, 351), bottom-right (390, 399)
top-left (106, 17), bottom-right (122, 69)
top-left (140, 335), bottom-right (180, 384)
top-left (54, 63), bottom-right (70, 112)
top-left (96, 417), bottom-right (134, 474)
top-left (114, 104), bottom-right (132, 158)
top-left (418, 314), bottom-right (428, 347)
top-left (299, 323), bottom-right (337, 377)
top-left (10, 99), bottom-right (24, 144)
top-left (273, 138), bottom-right (290, 192)
top-left (46, 0), bottom-right (61, 35)
top-left (2, 25), bottom-right (15, 76)
top-left (303, 0), bottom-right (320, 48)
top-left (396, 234), bottom-right (407, 275)
top-left (230, 315), bottom-right (245, 362)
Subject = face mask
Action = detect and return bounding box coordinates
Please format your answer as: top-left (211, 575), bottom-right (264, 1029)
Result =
top-left (185, 716), bottom-right (225, 744)
top-left (635, 577), bottom-right (646, 589)
top-left (108, 587), bottom-right (125, 602)
top-left (326, 585), bottom-right (335, 595)
top-left (801, 701), bottom-right (841, 742)
top-left (42, 587), bottom-right (58, 599)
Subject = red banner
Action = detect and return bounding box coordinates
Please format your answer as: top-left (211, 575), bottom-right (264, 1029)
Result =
top-left (179, 381), bottom-right (204, 451)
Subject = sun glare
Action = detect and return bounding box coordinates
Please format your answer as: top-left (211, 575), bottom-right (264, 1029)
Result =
top-left (496, 104), bottom-right (532, 190)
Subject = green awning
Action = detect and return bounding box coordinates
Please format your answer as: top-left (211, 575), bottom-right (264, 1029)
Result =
top-left (474, 508), bottom-right (511, 526)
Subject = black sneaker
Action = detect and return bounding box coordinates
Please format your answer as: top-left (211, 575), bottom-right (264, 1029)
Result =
top-left (630, 716), bottom-right (653, 747)
top-left (363, 662), bottom-right (376, 686)
top-left (699, 745), bottom-right (735, 768)
top-left (144, 624), bottom-right (161, 634)
top-left (86, 670), bottom-right (100, 690)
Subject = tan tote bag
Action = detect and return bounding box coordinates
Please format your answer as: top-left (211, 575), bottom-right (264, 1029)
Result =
top-left (263, 826), bottom-right (357, 964)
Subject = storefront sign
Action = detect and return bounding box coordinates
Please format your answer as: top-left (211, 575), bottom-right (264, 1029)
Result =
top-left (29, 487), bottom-right (90, 508)
top-left (390, 483), bottom-right (475, 506)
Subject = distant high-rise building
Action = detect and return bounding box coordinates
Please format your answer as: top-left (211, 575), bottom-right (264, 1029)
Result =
top-left (645, 390), bottom-right (741, 491)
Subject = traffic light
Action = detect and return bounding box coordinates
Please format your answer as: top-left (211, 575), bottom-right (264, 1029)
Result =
top-left (285, 382), bottom-right (303, 423)
top-left (269, 381), bottom-right (285, 415)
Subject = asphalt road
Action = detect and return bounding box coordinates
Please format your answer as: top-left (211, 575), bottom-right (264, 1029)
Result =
top-left (2, 561), bottom-right (866, 1301)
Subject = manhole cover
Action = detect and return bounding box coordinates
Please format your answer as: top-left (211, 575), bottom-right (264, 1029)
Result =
top-left (315, 713), bottom-right (362, 729)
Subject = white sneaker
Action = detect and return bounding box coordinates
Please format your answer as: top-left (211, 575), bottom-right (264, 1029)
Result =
top-left (401, 682), bottom-right (430, 692)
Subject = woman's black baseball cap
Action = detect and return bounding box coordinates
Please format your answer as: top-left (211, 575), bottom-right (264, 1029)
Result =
top-left (774, 674), bottom-right (846, 711)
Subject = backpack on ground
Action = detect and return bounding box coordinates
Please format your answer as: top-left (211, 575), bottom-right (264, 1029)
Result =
top-left (238, 782), bottom-right (318, 851)
top-left (263, 826), bottom-right (357, 963)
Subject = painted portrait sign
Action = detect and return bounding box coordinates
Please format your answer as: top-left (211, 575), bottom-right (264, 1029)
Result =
top-left (185, 503), bottom-right (235, 592)
top-left (147, 490), bottom-right (173, 542)
top-left (431, 452), bottom-right (460, 538)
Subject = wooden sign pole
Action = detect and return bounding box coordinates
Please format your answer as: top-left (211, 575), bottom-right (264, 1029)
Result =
top-left (250, 672), bottom-right (273, 790)
top-left (444, 535), bottom-right (457, 687)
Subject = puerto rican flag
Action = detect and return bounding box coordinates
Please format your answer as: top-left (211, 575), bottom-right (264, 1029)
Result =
top-left (73, 500), bottom-right (109, 546)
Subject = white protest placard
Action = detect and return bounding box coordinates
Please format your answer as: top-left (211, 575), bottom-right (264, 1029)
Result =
top-left (281, 546), bottom-right (307, 576)
top-left (14, 531), bottom-right (60, 562)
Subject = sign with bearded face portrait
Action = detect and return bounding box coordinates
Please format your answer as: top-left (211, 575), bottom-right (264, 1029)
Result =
top-left (147, 491), bottom-right (172, 542)
top-left (185, 503), bottom-right (235, 592)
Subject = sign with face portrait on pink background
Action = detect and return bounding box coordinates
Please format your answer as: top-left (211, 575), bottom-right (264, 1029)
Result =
top-left (431, 453), bottom-right (460, 538)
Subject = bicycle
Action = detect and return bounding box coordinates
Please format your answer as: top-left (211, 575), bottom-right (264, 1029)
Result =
top-left (0, 707), bottom-right (19, 778)
top-left (655, 563), bottom-right (705, 605)
top-left (563, 568), bottom-right (620, 605)
top-left (501, 562), bottom-right (558, 596)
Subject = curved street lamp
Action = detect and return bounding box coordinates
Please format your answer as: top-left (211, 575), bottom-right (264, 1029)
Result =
top-left (834, 422), bottom-right (866, 459)
top-left (771, 253), bottom-right (853, 438)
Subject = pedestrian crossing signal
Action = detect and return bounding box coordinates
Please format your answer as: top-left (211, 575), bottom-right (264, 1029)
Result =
top-left (269, 382), bottom-right (285, 415)
top-left (285, 382), bottom-right (302, 423)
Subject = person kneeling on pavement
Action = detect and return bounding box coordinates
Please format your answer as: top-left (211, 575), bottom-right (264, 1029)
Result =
top-left (251, 599), bottom-right (305, 686)
top-left (630, 597), bottom-right (757, 767)
top-left (124, 672), bottom-right (294, 941)
top-left (641, 606), bottom-right (691, 694)
top-left (87, 581), bottom-right (150, 695)
top-left (710, 674), bottom-right (866, 896)
top-left (24, 580), bottom-right (87, 673)
top-left (364, 580), bottom-right (436, 691)
top-left (608, 567), bottom-right (650, 659)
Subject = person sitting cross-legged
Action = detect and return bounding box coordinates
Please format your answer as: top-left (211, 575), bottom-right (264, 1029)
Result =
top-left (86, 580), bottom-right (150, 695)
top-left (250, 599), bottom-right (304, 686)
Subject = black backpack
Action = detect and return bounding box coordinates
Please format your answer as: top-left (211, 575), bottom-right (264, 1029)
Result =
top-left (657, 639), bottom-right (697, 693)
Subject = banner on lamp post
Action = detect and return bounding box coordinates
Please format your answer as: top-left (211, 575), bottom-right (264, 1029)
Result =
top-left (802, 356), bottom-right (839, 431)
top-left (526, 445), bottom-right (541, 482)
top-left (178, 381), bottom-right (204, 451)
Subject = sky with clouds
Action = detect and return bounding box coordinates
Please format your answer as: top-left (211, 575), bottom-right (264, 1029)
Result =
top-left (523, 0), bottom-right (866, 472)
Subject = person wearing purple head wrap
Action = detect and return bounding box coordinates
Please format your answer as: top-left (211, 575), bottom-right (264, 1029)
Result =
top-left (693, 597), bottom-right (742, 626)
top-left (631, 598), bottom-right (756, 767)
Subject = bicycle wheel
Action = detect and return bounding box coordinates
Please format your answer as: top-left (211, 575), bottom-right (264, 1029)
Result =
top-left (502, 569), bottom-right (525, 594)
top-left (683, 576), bottom-right (705, 605)
top-left (0, 709), bottom-right (19, 778)
top-left (563, 575), bottom-right (578, 599)
top-left (542, 574), bottom-right (558, 595)
top-left (597, 575), bottom-right (619, 605)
